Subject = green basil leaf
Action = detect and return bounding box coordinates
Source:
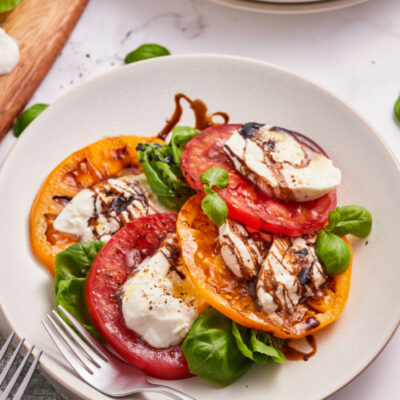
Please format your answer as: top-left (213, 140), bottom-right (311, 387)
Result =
top-left (170, 126), bottom-right (199, 164)
top-left (54, 241), bottom-right (104, 292)
top-left (56, 278), bottom-right (102, 340)
top-left (394, 95), bottom-right (400, 122)
top-left (232, 322), bottom-right (285, 364)
top-left (327, 205), bottom-right (372, 238)
top-left (316, 231), bottom-right (351, 276)
top-left (250, 332), bottom-right (285, 364)
top-left (203, 184), bottom-right (214, 196)
top-left (327, 207), bottom-right (341, 228)
top-left (54, 241), bottom-right (104, 340)
top-left (124, 43), bottom-right (170, 64)
top-left (201, 192), bottom-right (228, 227)
top-left (200, 167), bottom-right (229, 189)
top-left (138, 145), bottom-right (175, 197)
top-left (182, 309), bottom-right (251, 386)
top-left (0, 0), bottom-right (23, 13)
top-left (231, 322), bottom-right (254, 360)
top-left (152, 145), bottom-right (190, 190)
top-left (156, 185), bottom-right (196, 209)
top-left (137, 141), bottom-right (195, 209)
top-left (154, 160), bottom-right (181, 190)
top-left (13, 103), bottom-right (49, 137)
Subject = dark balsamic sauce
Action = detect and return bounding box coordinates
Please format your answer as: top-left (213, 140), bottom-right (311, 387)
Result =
top-left (157, 93), bottom-right (230, 141)
top-left (246, 278), bottom-right (257, 297)
top-left (52, 195), bottom-right (72, 205)
top-left (294, 248), bottom-right (309, 257)
top-left (284, 335), bottom-right (317, 361)
top-left (297, 267), bottom-right (312, 286)
top-left (109, 195), bottom-right (135, 215)
top-left (270, 126), bottom-right (328, 158)
top-left (303, 316), bottom-right (320, 330)
top-left (239, 122), bottom-right (264, 139)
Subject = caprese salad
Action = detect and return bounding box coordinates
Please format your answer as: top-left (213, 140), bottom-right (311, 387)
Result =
top-left (30, 121), bottom-right (372, 386)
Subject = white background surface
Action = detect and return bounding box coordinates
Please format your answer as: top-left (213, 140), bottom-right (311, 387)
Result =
top-left (1, 0), bottom-right (399, 398)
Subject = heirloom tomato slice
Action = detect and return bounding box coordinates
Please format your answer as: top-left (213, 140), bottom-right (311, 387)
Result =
top-left (177, 195), bottom-right (352, 339)
top-left (85, 213), bottom-right (192, 380)
top-left (30, 136), bottom-right (163, 274)
top-left (181, 124), bottom-right (337, 236)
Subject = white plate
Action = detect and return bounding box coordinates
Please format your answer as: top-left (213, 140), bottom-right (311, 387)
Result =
top-left (0, 54), bottom-right (399, 400)
top-left (252, 0), bottom-right (325, 3)
top-left (208, 0), bottom-right (369, 14)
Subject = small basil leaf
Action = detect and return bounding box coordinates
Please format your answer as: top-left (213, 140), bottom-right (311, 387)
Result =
top-left (328, 205), bottom-right (372, 238)
top-left (0, 0), bottom-right (23, 12)
top-left (394, 95), bottom-right (400, 122)
top-left (232, 322), bottom-right (285, 365)
top-left (231, 322), bottom-right (254, 360)
top-left (141, 161), bottom-right (174, 197)
top-left (13, 103), bottom-right (49, 137)
top-left (153, 160), bottom-right (182, 191)
top-left (154, 145), bottom-right (184, 179)
top-left (153, 145), bottom-right (183, 183)
top-left (270, 336), bottom-right (287, 362)
top-left (137, 141), bottom-right (195, 209)
top-left (170, 126), bottom-right (199, 164)
top-left (250, 331), bottom-right (285, 364)
top-left (201, 192), bottom-right (228, 227)
top-left (124, 43), bottom-right (170, 64)
top-left (203, 184), bottom-right (214, 196)
top-left (138, 147), bottom-right (174, 197)
top-left (316, 231), bottom-right (351, 276)
top-left (182, 309), bottom-right (251, 386)
top-left (200, 167), bottom-right (229, 189)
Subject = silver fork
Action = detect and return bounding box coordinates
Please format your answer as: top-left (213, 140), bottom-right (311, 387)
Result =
top-left (42, 306), bottom-right (195, 399)
top-left (0, 332), bottom-right (42, 400)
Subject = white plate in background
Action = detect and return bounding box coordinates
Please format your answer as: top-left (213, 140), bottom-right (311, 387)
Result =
top-left (0, 54), bottom-right (399, 400)
top-left (208, 0), bottom-right (369, 14)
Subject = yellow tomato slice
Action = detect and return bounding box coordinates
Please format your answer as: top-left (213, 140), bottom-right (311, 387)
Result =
top-left (177, 194), bottom-right (352, 339)
top-left (30, 136), bottom-right (164, 275)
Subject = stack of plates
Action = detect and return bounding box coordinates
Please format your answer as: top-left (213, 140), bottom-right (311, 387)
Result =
top-left (208, 0), bottom-right (369, 14)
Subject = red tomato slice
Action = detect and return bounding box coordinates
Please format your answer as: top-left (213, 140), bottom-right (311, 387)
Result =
top-left (181, 124), bottom-right (337, 236)
top-left (85, 213), bottom-right (191, 380)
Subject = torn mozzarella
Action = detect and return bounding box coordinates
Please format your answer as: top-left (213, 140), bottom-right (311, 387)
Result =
top-left (224, 124), bottom-right (341, 202)
top-left (53, 173), bottom-right (168, 241)
top-left (120, 234), bottom-right (207, 348)
top-left (53, 189), bottom-right (95, 241)
top-left (0, 28), bottom-right (19, 75)
top-left (219, 218), bottom-right (269, 280)
top-left (256, 235), bottom-right (327, 315)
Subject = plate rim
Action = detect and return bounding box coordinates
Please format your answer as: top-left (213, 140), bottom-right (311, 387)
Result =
top-left (207, 0), bottom-right (369, 14)
top-left (0, 53), bottom-right (399, 400)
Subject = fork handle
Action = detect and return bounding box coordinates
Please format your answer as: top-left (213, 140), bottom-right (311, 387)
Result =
top-left (147, 385), bottom-right (196, 400)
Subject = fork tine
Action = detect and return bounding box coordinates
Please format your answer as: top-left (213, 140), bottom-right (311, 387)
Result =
top-left (45, 314), bottom-right (95, 373)
top-left (57, 305), bottom-right (108, 361)
top-left (41, 318), bottom-right (93, 379)
top-left (0, 331), bottom-right (15, 362)
top-left (0, 338), bottom-right (24, 386)
top-left (0, 345), bottom-right (34, 400)
top-left (51, 310), bottom-right (104, 368)
top-left (12, 349), bottom-right (42, 400)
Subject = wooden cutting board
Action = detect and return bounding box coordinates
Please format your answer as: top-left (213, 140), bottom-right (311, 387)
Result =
top-left (0, 0), bottom-right (88, 140)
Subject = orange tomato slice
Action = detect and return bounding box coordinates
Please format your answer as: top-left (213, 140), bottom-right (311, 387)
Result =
top-left (30, 136), bottom-right (164, 275)
top-left (177, 194), bottom-right (352, 339)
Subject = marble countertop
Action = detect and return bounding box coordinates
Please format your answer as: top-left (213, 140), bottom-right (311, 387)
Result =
top-left (1, 0), bottom-right (399, 398)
